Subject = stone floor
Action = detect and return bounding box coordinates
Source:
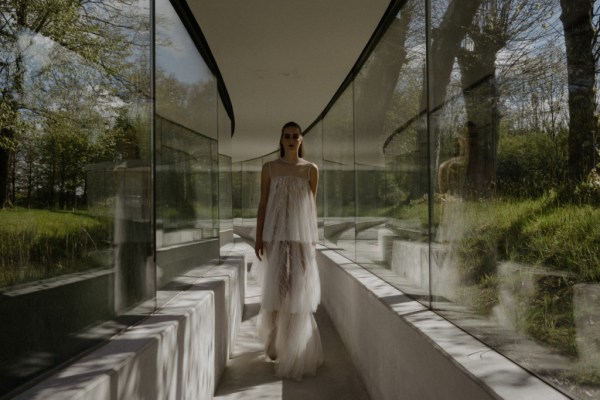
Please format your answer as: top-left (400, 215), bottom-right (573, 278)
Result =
top-left (215, 243), bottom-right (370, 400)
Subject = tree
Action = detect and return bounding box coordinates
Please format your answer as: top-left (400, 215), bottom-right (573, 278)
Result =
top-left (413, 0), bottom-right (483, 199)
top-left (0, 0), bottom-right (147, 207)
top-left (456, 0), bottom-right (552, 198)
top-left (500, 46), bottom-right (569, 137)
top-left (39, 115), bottom-right (91, 209)
top-left (559, 0), bottom-right (598, 184)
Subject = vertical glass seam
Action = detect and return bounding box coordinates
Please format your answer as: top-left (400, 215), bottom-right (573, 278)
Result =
top-left (150, 0), bottom-right (157, 308)
top-left (352, 79), bottom-right (357, 262)
top-left (425, 0), bottom-right (433, 310)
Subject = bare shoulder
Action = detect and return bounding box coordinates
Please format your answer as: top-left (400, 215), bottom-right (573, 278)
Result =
top-left (261, 161), bottom-right (271, 176)
top-left (307, 162), bottom-right (318, 179)
top-left (299, 158), bottom-right (318, 170)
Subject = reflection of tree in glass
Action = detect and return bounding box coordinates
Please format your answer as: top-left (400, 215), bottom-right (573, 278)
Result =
top-left (414, 0), bottom-right (482, 199)
top-left (0, 0), bottom-right (149, 208)
top-left (155, 67), bottom-right (216, 135)
top-left (457, 0), bottom-right (554, 198)
top-left (558, 0), bottom-right (598, 185)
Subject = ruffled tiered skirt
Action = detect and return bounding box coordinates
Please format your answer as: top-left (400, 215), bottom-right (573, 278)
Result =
top-left (255, 240), bottom-right (323, 380)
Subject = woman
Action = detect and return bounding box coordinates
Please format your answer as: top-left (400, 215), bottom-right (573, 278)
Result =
top-left (254, 121), bottom-right (323, 380)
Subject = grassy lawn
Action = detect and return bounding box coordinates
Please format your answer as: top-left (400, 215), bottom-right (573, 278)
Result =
top-left (456, 197), bottom-right (600, 281)
top-left (394, 195), bottom-right (600, 359)
top-left (0, 208), bottom-right (111, 287)
top-left (393, 195), bottom-right (600, 281)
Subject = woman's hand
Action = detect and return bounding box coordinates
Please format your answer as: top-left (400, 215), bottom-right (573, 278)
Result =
top-left (255, 237), bottom-right (264, 261)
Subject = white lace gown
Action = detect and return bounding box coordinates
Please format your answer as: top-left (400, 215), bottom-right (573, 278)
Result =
top-left (255, 158), bottom-right (323, 380)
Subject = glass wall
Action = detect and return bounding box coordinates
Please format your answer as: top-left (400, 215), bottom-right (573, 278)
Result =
top-left (155, 0), bottom-right (219, 247)
top-left (323, 86), bottom-right (356, 260)
top-left (218, 97), bottom-right (233, 247)
top-left (240, 157), bottom-right (263, 228)
top-left (0, 1), bottom-right (233, 397)
top-left (232, 160), bottom-right (243, 227)
top-left (155, 1), bottom-right (223, 286)
top-left (427, 2), bottom-right (599, 399)
top-left (236, 151), bottom-right (278, 231)
top-left (232, 0), bottom-right (599, 397)
top-left (302, 121), bottom-right (324, 240)
top-left (0, 0), bottom-right (153, 396)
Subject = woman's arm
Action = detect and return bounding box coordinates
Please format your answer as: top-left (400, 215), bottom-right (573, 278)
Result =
top-left (309, 163), bottom-right (319, 199)
top-left (254, 162), bottom-right (271, 260)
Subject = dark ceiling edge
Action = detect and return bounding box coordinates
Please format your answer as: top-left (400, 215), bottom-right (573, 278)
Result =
top-left (169, 0), bottom-right (236, 137)
top-left (303, 0), bottom-right (408, 136)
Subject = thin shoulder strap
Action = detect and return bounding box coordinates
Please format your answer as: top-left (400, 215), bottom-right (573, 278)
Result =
top-left (307, 164), bottom-right (311, 181)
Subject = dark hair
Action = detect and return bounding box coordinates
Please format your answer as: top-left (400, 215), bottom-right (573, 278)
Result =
top-left (280, 121), bottom-right (304, 157)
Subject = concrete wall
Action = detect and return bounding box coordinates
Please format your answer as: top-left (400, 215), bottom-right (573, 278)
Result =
top-left (1, 269), bottom-right (115, 380)
top-left (220, 229), bottom-right (234, 248)
top-left (316, 248), bottom-right (569, 400)
top-left (156, 239), bottom-right (220, 288)
top-left (15, 258), bottom-right (246, 400)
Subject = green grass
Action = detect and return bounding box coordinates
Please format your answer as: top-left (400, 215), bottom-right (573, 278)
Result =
top-left (385, 194), bottom-right (600, 282)
top-left (0, 208), bottom-right (111, 287)
top-left (394, 195), bottom-right (600, 358)
top-left (520, 205), bottom-right (600, 280)
top-left (391, 195), bottom-right (440, 229)
top-left (453, 196), bottom-right (600, 282)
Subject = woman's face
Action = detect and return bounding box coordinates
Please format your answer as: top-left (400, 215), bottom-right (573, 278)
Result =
top-left (281, 126), bottom-right (303, 154)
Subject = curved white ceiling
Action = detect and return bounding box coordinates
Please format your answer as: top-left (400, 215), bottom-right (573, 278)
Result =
top-left (187, 0), bottom-right (391, 161)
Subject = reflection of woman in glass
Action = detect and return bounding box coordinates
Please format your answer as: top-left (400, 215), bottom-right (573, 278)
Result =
top-left (254, 121), bottom-right (323, 380)
top-left (438, 127), bottom-right (469, 197)
top-left (436, 126), bottom-right (469, 244)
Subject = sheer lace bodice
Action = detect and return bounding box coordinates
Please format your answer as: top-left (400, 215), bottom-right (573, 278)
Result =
top-left (268, 157), bottom-right (314, 180)
top-left (262, 158), bottom-right (318, 244)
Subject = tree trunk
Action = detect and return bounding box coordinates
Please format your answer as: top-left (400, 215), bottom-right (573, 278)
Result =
top-left (457, 42), bottom-right (500, 199)
top-left (0, 129), bottom-right (10, 207)
top-left (559, 0), bottom-right (597, 184)
top-left (0, 3), bottom-right (26, 208)
top-left (413, 0), bottom-right (483, 198)
top-left (10, 151), bottom-right (16, 204)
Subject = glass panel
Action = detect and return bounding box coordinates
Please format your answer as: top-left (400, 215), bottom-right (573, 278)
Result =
top-left (323, 85), bottom-right (355, 261)
top-left (155, 2), bottom-right (217, 139)
top-left (0, 1), bottom-right (152, 395)
top-left (155, 118), bottom-right (218, 245)
top-left (355, 2), bottom-right (429, 301)
top-left (218, 97), bottom-right (232, 156)
top-left (241, 157), bottom-right (263, 228)
top-left (232, 161), bottom-right (243, 227)
top-left (303, 121), bottom-right (324, 241)
top-left (217, 99), bottom-right (232, 242)
top-left (155, 1), bottom-right (219, 289)
top-left (211, 139), bottom-right (219, 236)
top-left (219, 154), bottom-right (233, 237)
top-left (429, 1), bottom-right (599, 398)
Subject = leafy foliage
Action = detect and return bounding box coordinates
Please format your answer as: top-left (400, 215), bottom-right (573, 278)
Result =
top-left (0, 0), bottom-right (149, 208)
top-left (451, 196), bottom-right (600, 282)
top-left (496, 131), bottom-right (567, 197)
